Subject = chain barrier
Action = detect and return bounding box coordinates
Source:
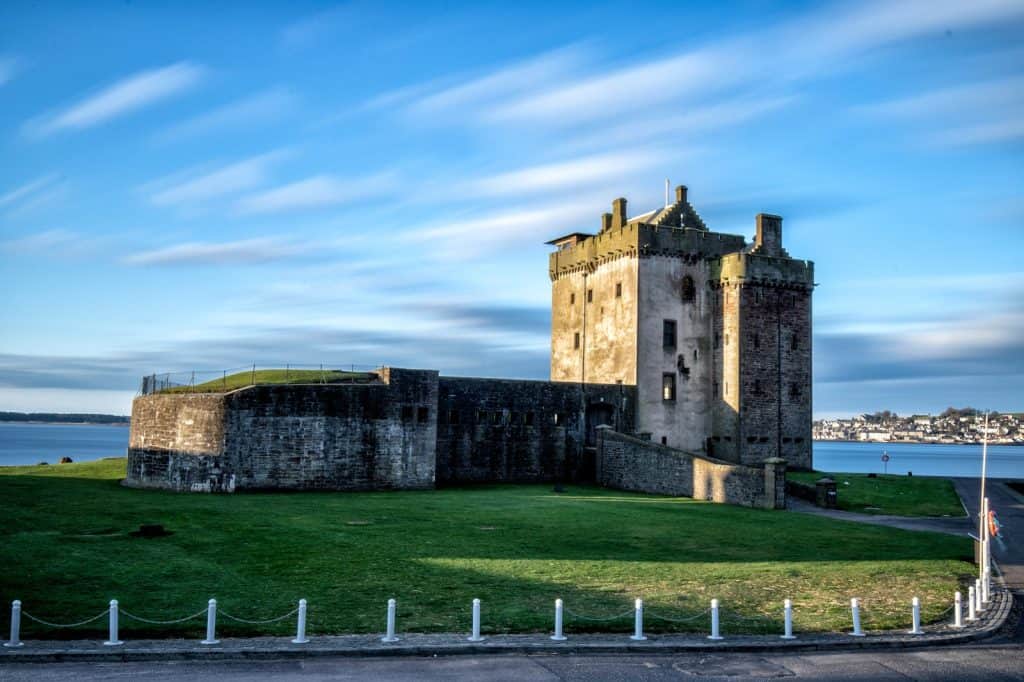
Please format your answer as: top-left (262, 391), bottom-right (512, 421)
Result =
top-left (563, 606), bottom-right (635, 622)
top-left (646, 608), bottom-right (711, 623)
top-left (22, 610), bottom-right (109, 628)
top-left (218, 607), bottom-right (300, 625)
top-left (119, 607), bottom-right (209, 625)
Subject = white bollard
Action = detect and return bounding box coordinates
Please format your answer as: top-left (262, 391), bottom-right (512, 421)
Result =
top-left (103, 599), bottom-right (123, 646)
top-left (975, 579), bottom-right (984, 613)
top-left (630, 598), bottom-right (646, 641)
top-left (551, 598), bottom-right (567, 641)
top-left (708, 599), bottom-right (723, 641)
top-left (4, 600), bottom-right (23, 647)
top-left (850, 598), bottom-right (865, 637)
top-left (381, 598), bottom-right (399, 643)
top-left (967, 586), bottom-right (977, 622)
top-left (201, 599), bottom-right (219, 645)
top-left (292, 599), bottom-right (309, 644)
top-left (781, 599), bottom-right (796, 640)
top-left (909, 597), bottom-right (922, 635)
top-left (467, 598), bottom-right (485, 642)
top-left (953, 591), bottom-right (963, 628)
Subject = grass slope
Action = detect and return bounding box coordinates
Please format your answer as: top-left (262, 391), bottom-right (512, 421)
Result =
top-left (160, 369), bottom-right (375, 393)
top-left (0, 459), bottom-right (972, 639)
top-left (788, 472), bottom-right (965, 517)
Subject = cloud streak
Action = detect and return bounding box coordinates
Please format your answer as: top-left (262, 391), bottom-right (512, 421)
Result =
top-left (26, 62), bottom-right (204, 137)
top-left (123, 236), bottom-right (315, 266)
top-left (154, 87), bottom-right (297, 142)
top-left (234, 173), bottom-right (396, 214)
top-left (144, 151), bottom-right (286, 207)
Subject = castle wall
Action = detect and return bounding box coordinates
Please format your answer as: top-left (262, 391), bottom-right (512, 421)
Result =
top-left (125, 368), bottom-right (438, 492)
top-left (436, 377), bottom-right (635, 484)
top-left (595, 428), bottom-right (785, 509)
top-left (636, 255), bottom-right (713, 451)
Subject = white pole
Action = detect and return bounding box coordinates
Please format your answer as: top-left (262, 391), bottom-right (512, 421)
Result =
top-left (201, 599), bottom-right (219, 645)
top-left (551, 598), bottom-right (567, 641)
top-left (850, 598), bottom-right (865, 637)
top-left (909, 597), bottom-right (922, 635)
top-left (103, 599), bottom-right (123, 646)
top-left (665, 178), bottom-right (670, 207)
top-left (381, 598), bottom-right (399, 643)
top-left (967, 586), bottom-right (977, 622)
top-left (975, 579), bottom-right (984, 613)
top-left (708, 599), bottom-right (723, 640)
top-left (781, 599), bottom-right (796, 639)
top-left (953, 591), bottom-right (963, 628)
top-left (292, 599), bottom-right (309, 644)
top-left (979, 412), bottom-right (989, 582)
top-left (4, 600), bottom-right (23, 648)
top-left (630, 598), bottom-right (646, 641)
top-left (983, 568), bottom-right (991, 604)
top-left (982, 496), bottom-right (991, 589)
top-left (467, 598), bottom-right (485, 642)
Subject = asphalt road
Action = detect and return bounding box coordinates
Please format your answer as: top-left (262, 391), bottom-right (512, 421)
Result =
top-left (955, 479), bottom-right (1023, 590)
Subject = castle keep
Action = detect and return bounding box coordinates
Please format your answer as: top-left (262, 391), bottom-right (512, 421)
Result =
top-left (126, 184), bottom-right (814, 508)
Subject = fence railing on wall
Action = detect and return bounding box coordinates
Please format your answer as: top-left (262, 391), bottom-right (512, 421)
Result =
top-left (138, 363), bottom-right (383, 396)
top-left (4, 580), bottom-right (992, 648)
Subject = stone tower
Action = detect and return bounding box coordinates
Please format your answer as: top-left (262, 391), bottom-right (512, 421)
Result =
top-left (548, 185), bottom-right (814, 469)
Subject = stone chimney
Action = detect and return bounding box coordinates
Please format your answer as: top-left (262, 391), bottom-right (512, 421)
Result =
top-left (611, 197), bottom-right (628, 229)
top-left (675, 185), bottom-right (688, 203)
top-left (753, 213), bottom-right (786, 257)
top-left (601, 212), bottom-right (612, 232)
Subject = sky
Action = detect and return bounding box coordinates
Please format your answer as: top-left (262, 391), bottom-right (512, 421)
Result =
top-left (1, 1), bottom-right (1022, 418)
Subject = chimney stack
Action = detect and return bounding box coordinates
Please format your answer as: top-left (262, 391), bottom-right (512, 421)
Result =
top-left (611, 197), bottom-right (628, 229)
top-left (675, 185), bottom-right (688, 204)
top-left (601, 212), bottom-right (612, 232)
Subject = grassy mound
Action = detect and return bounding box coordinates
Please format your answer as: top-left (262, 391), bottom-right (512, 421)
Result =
top-left (788, 472), bottom-right (965, 517)
top-left (0, 459), bottom-right (972, 639)
top-left (159, 369), bottom-right (376, 393)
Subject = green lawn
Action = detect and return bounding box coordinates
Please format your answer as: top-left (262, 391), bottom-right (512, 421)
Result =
top-left (159, 369), bottom-right (375, 393)
top-left (788, 472), bottom-right (965, 517)
top-left (0, 459), bottom-right (972, 640)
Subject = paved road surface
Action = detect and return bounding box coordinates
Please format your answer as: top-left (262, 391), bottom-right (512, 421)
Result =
top-left (955, 479), bottom-right (1023, 591)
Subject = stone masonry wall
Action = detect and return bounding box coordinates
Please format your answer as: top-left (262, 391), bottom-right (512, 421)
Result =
top-left (595, 428), bottom-right (785, 509)
top-left (436, 377), bottom-right (636, 484)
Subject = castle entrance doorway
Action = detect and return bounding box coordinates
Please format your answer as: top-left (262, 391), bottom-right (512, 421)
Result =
top-left (585, 403), bottom-right (615, 446)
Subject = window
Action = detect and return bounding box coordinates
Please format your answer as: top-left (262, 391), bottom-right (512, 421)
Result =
top-left (553, 412), bottom-right (563, 425)
top-left (681, 275), bottom-right (695, 303)
top-left (790, 382), bottom-right (802, 399)
top-left (754, 379), bottom-right (761, 394)
top-left (753, 333), bottom-right (760, 349)
top-left (570, 292), bottom-right (576, 305)
top-left (524, 411), bottom-right (535, 426)
top-left (587, 289), bottom-right (593, 303)
top-left (662, 373), bottom-right (676, 401)
top-left (714, 332), bottom-right (721, 348)
top-left (417, 407), bottom-right (429, 422)
top-left (790, 334), bottom-right (799, 351)
top-left (661, 436), bottom-right (667, 445)
top-left (693, 348), bottom-right (698, 361)
top-left (662, 320), bottom-right (677, 349)
top-left (573, 332), bottom-right (581, 349)
top-left (713, 381), bottom-right (719, 396)
top-left (401, 406), bottom-right (414, 421)
top-left (615, 282), bottom-right (622, 298)
top-left (447, 409), bottom-right (460, 425)
top-left (725, 333), bottom-right (730, 346)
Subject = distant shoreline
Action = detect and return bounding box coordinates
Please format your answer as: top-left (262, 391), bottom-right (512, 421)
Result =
top-left (816, 438), bottom-right (1023, 447)
top-left (0, 420), bottom-right (130, 426)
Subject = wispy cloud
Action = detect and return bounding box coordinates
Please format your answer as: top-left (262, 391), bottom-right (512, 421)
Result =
top-left (234, 173), bottom-right (396, 214)
top-left (280, 6), bottom-right (354, 49)
top-left (0, 174), bottom-right (61, 210)
top-left (466, 151), bottom-right (660, 197)
top-left (25, 62), bottom-right (205, 137)
top-left (154, 87), bottom-right (297, 143)
top-left (0, 229), bottom-right (79, 253)
top-left (144, 151), bottom-right (286, 207)
top-left (123, 237), bottom-right (315, 267)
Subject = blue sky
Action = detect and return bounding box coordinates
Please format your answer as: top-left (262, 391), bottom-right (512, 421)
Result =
top-left (1, 1), bottom-right (1022, 417)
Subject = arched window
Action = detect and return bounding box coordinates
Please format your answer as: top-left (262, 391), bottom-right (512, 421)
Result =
top-left (681, 275), bottom-right (696, 304)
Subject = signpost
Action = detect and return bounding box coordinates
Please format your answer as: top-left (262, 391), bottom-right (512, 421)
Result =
top-left (881, 451), bottom-right (890, 475)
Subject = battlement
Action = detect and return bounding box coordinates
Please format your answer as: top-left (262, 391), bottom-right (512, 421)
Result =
top-left (714, 252), bottom-right (815, 289)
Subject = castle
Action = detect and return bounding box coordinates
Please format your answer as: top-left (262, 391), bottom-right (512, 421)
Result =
top-left (125, 185), bottom-right (813, 508)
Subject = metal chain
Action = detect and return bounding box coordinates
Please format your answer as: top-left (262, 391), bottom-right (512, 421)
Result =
top-left (22, 610), bottom-right (109, 628)
top-left (563, 607), bottom-right (635, 622)
top-left (119, 607), bottom-right (208, 625)
top-left (218, 607), bottom-right (299, 625)
top-left (646, 608), bottom-right (711, 623)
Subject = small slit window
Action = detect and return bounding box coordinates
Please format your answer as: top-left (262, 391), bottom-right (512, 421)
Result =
top-left (570, 292), bottom-right (576, 305)
top-left (587, 289), bottom-right (593, 303)
top-left (417, 407), bottom-right (429, 422)
top-left (681, 275), bottom-right (695, 303)
top-left (663, 320), bottom-right (677, 349)
top-left (574, 332), bottom-right (581, 349)
top-left (615, 282), bottom-right (622, 298)
top-left (662, 373), bottom-right (676, 401)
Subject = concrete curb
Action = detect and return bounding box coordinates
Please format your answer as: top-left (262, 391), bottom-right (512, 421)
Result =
top-left (0, 587), bottom-right (1013, 664)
